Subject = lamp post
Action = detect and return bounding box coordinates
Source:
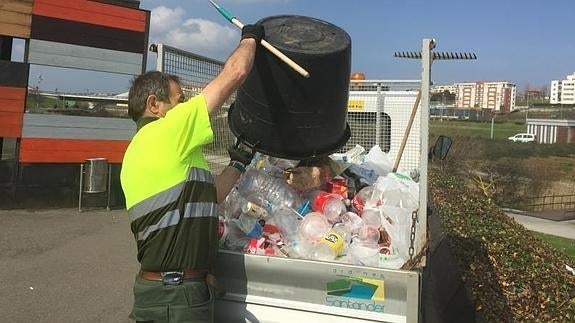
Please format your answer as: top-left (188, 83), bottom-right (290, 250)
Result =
top-left (490, 113), bottom-right (495, 140)
top-left (490, 110), bottom-right (504, 140)
top-left (35, 74), bottom-right (43, 110)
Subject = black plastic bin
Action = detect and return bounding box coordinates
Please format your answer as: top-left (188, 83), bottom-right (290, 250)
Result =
top-left (229, 15), bottom-right (352, 160)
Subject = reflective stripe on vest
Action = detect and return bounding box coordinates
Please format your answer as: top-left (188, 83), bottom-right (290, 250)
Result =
top-left (128, 167), bottom-right (215, 222)
top-left (136, 201), bottom-right (217, 241)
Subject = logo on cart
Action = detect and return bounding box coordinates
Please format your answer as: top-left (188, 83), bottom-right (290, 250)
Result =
top-left (325, 276), bottom-right (385, 313)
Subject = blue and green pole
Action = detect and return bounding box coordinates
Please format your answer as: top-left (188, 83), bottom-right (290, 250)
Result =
top-left (208, 0), bottom-right (310, 78)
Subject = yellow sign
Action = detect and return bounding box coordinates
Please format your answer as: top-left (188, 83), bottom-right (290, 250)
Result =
top-left (348, 100), bottom-right (365, 111)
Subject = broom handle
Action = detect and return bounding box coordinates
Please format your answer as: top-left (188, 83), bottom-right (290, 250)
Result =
top-left (393, 91), bottom-right (421, 172)
top-left (209, 0), bottom-right (310, 78)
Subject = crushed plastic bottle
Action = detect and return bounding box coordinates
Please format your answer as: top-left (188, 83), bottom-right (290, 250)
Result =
top-left (361, 208), bottom-right (382, 227)
top-left (351, 185), bottom-right (381, 214)
top-left (269, 206), bottom-right (302, 247)
top-left (341, 211), bottom-right (364, 234)
top-left (310, 191), bottom-right (347, 224)
top-left (220, 220), bottom-right (250, 251)
top-left (298, 211), bottom-right (330, 242)
top-left (357, 225), bottom-right (381, 244)
top-left (220, 187), bottom-right (247, 220)
top-left (233, 213), bottom-right (265, 238)
top-left (237, 168), bottom-right (302, 211)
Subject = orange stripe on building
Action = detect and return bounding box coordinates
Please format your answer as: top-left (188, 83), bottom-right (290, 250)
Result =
top-left (0, 86), bottom-right (26, 103)
top-left (0, 116), bottom-right (23, 137)
top-left (19, 138), bottom-right (130, 163)
top-left (0, 87), bottom-right (26, 137)
top-left (33, 0), bottom-right (147, 32)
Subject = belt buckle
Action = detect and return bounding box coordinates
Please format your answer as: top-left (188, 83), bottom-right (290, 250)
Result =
top-left (161, 271), bottom-right (184, 286)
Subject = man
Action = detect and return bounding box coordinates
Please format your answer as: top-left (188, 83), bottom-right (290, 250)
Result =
top-left (120, 24), bottom-right (264, 323)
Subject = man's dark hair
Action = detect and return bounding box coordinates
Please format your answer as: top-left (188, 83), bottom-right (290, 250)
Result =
top-left (128, 71), bottom-right (181, 121)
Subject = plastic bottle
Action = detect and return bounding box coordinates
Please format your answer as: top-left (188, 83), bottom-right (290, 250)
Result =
top-left (269, 206), bottom-right (302, 246)
top-left (237, 168), bottom-right (302, 211)
top-left (220, 187), bottom-right (247, 220)
top-left (298, 212), bottom-right (330, 242)
top-left (357, 224), bottom-right (381, 244)
top-left (341, 211), bottom-right (364, 235)
top-left (241, 201), bottom-right (270, 219)
top-left (233, 213), bottom-right (265, 238)
top-left (361, 208), bottom-right (382, 227)
top-left (310, 191), bottom-right (347, 224)
top-left (351, 185), bottom-right (375, 214)
top-left (220, 220), bottom-right (250, 251)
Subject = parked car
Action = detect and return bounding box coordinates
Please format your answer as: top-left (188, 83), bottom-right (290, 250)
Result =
top-left (508, 133), bottom-right (536, 143)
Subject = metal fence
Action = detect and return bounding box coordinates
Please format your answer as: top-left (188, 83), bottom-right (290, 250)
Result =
top-left (525, 194), bottom-right (575, 212)
top-left (346, 80), bottom-right (421, 173)
top-left (151, 44), bottom-right (421, 174)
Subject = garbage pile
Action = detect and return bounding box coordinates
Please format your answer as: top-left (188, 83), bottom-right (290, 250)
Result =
top-left (218, 145), bottom-right (420, 269)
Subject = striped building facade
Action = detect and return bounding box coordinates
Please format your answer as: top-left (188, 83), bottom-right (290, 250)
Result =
top-left (527, 119), bottom-right (575, 144)
top-left (0, 0), bottom-right (150, 207)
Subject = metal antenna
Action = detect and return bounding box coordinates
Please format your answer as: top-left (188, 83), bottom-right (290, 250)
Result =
top-left (391, 40), bottom-right (478, 254)
top-left (394, 40), bottom-right (478, 61)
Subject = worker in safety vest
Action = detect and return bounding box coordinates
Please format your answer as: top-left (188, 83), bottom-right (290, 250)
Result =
top-left (120, 24), bottom-right (264, 323)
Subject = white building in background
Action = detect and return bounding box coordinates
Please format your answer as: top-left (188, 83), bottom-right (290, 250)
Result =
top-left (550, 72), bottom-right (575, 104)
top-left (454, 81), bottom-right (516, 112)
top-left (431, 85), bottom-right (456, 94)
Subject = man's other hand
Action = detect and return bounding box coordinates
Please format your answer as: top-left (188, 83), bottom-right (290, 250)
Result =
top-left (228, 140), bottom-right (255, 168)
top-left (241, 24), bottom-right (265, 43)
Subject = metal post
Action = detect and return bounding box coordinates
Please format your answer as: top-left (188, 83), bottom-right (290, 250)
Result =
top-left (156, 44), bottom-right (164, 72)
top-left (106, 164), bottom-right (112, 211)
top-left (490, 116), bottom-right (495, 139)
top-left (78, 164), bottom-right (84, 213)
top-left (418, 39), bottom-right (434, 257)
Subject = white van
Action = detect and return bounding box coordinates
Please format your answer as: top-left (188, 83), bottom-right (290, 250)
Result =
top-left (508, 133), bottom-right (536, 143)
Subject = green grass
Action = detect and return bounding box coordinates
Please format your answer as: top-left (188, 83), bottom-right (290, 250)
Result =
top-left (532, 231), bottom-right (575, 262)
top-left (431, 119), bottom-right (525, 141)
top-left (430, 119), bottom-right (575, 159)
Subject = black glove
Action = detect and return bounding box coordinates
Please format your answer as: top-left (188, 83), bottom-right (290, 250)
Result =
top-left (241, 24), bottom-right (265, 43)
top-left (228, 140), bottom-right (256, 169)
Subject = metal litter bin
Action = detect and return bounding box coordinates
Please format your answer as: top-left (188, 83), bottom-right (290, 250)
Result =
top-left (78, 158), bottom-right (111, 212)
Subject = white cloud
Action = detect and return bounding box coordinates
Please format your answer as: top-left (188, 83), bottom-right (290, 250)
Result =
top-left (150, 6), bottom-right (185, 35)
top-left (150, 6), bottom-right (238, 60)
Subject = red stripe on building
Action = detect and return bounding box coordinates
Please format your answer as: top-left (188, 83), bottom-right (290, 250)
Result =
top-left (33, 0), bottom-right (147, 32)
top-left (0, 86), bottom-right (26, 137)
top-left (19, 138), bottom-right (130, 163)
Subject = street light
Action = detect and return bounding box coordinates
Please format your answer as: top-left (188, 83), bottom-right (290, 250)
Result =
top-left (490, 110), bottom-right (504, 140)
top-left (35, 74), bottom-right (43, 110)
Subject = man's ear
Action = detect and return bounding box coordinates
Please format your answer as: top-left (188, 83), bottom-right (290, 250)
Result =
top-left (146, 94), bottom-right (160, 115)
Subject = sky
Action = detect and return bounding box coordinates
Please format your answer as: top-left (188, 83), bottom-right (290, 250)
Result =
top-left (15, 0), bottom-right (575, 93)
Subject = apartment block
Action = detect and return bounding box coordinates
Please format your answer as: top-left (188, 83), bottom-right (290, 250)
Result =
top-left (550, 72), bottom-right (575, 104)
top-left (454, 81), bottom-right (516, 112)
top-left (431, 85), bottom-right (456, 94)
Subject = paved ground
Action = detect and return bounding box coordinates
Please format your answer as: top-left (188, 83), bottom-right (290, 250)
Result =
top-left (505, 211), bottom-right (575, 239)
top-left (0, 208), bottom-right (136, 323)
top-left (0, 207), bottom-right (573, 323)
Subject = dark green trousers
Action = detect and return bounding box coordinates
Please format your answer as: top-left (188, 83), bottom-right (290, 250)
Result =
top-left (130, 275), bottom-right (214, 323)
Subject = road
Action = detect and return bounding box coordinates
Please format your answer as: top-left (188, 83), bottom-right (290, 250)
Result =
top-left (505, 211), bottom-right (575, 239)
top-left (0, 207), bottom-right (572, 323)
top-left (0, 209), bottom-right (137, 323)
